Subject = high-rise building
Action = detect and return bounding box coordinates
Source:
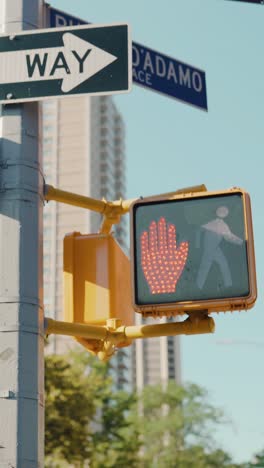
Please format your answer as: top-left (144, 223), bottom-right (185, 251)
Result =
top-left (42, 94), bottom-right (181, 393)
top-left (42, 95), bottom-right (131, 391)
top-left (133, 316), bottom-right (181, 389)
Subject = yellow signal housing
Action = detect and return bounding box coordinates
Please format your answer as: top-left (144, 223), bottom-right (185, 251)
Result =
top-left (64, 232), bottom-right (134, 327)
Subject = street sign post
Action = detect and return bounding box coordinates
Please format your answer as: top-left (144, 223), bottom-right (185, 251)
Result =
top-left (0, 0), bottom-right (45, 465)
top-left (0, 23), bottom-right (131, 103)
top-left (48, 6), bottom-right (208, 111)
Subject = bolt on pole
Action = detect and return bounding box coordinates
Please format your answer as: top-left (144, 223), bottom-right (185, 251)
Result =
top-left (0, 0), bottom-right (45, 466)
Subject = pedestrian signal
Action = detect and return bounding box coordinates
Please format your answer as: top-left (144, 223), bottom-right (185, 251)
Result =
top-left (130, 188), bottom-right (257, 317)
top-left (64, 232), bottom-right (134, 328)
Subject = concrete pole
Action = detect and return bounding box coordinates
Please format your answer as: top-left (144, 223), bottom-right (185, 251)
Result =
top-left (0, 0), bottom-right (44, 466)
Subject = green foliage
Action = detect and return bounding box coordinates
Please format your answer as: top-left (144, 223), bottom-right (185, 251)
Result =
top-left (89, 388), bottom-right (140, 468)
top-left (129, 380), bottom-right (239, 468)
top-left (247, 449), bottom-right (264, 467)
top-left (45, 349), bottom-right (244, 467)
top-left (167, 446), bottom-right (244, 468)
top-left (45, 350), bottom-right (110, 464)
top-left (45, 349), bottom-right (139, 467)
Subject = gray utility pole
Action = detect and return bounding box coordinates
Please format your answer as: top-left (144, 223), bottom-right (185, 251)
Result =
top-left (0, 0), bottom-right (45, 467)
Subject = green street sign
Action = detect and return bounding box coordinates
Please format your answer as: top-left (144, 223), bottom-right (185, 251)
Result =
top-left (0, 24), bottom-right (131, 103)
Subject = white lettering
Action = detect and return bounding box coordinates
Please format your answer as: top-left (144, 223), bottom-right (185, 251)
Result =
top-left (143, 52), bottom-right (154, 73)
top-left (138, 70), bottom-right (146, 82)
top-left (55, 14), bottom-right (67, 27)
top-left (132, 45), bottom-right (140, 67)
top-left (132, 69), bottom-right (152, 85)
top-left (179, 66), bottom-right (191, 88)
top-left (133, 48), bottom-right (203, 94)
top-left (192, 71), bottom-right (203, 92)
top-left (167, 62), bottom-right (178, 83)
top-left (156, 55), bottom-right (166, 77)
top-left (145, 73), bottom-right (152, 85)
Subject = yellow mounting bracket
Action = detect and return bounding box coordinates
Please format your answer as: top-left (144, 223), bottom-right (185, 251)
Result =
top-left (44, 184), bottom-right (134, 234)
top-left (44, 184), bottom-right (207, 234)
top-left (45, 312), bottom-right (215, 362)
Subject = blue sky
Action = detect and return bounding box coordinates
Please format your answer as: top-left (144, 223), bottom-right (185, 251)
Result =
top-left (49, 0), bottom-right (264, 463)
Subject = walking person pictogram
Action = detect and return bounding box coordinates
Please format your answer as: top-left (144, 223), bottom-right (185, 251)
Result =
top-left (196, 206), bottom-right (243, 290)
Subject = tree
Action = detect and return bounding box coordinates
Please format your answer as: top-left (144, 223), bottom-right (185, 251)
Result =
top-left (45, 349), bottom-right (244, 467)
top-left (130, 381), bottom-right (244, 468)
top-left (45, 349), bottom-right (140, 467)
top-left (89, 388), bottom-right (140, 468)
top-left (45, 349), bottom-right (111, 465)
top-left (247, 449), bottom-right (264, 467)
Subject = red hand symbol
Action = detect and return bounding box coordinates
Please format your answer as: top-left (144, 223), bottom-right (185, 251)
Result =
top-left (140, 217), bottom-right (189, 294)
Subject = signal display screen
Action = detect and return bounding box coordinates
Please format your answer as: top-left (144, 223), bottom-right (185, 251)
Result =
top-left (133, 193), bottom-right (249, 306)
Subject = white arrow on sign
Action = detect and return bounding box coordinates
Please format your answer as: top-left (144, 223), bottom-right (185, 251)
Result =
top-left (0, 32), bottom-right (118, 92)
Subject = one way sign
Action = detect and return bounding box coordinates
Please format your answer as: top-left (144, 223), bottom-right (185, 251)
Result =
top-left (0, 23), bottom-right (131, 104)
